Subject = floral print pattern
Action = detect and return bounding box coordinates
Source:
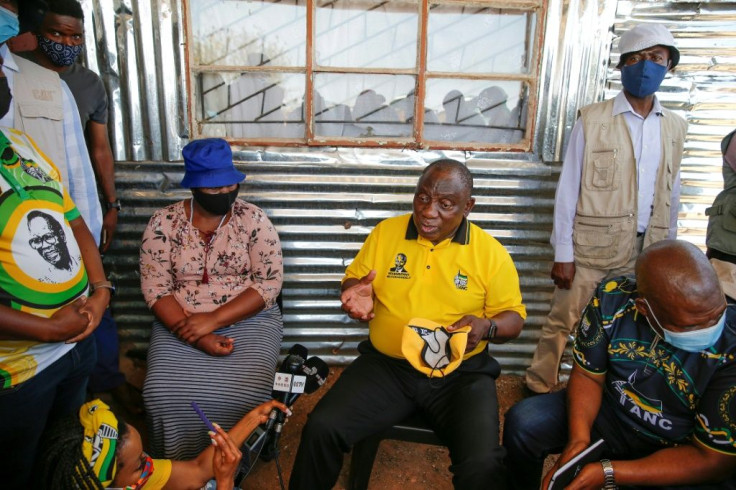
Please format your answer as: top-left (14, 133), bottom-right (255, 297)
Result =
top-left (140, 199), bottom-right (283, 312)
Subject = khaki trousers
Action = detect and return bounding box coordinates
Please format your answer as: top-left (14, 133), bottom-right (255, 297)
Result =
top-left (525, 236), bottom-right (644, 393)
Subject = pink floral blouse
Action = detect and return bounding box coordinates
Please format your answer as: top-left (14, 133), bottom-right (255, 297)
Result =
top-left (140, 199), bottom-right (283, 313)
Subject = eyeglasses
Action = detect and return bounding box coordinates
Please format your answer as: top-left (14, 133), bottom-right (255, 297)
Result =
top-left (28, 232), bottom-right (59, 249)
top-left (123, 454), bottom-right (153, 490)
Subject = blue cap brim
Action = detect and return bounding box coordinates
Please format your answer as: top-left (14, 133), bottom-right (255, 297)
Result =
top-left (180, 168), bottom-right (245, 188)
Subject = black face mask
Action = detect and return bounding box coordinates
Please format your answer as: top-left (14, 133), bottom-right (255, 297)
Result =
top-left (192, 187), bottom-right (239, 216)
top-left (0, 77), bottom-right (11, 120)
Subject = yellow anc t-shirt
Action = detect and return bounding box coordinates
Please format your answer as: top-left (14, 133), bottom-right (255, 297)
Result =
top-left (344, 213), bottom-right (526, 359)
top-left (0, 127), bottom-right (89, 388)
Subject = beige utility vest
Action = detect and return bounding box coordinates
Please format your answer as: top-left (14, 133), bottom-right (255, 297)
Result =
top-left (11, 57), bottom-right (67, 178)
top-left (573, 97), bottom-right (686, 269)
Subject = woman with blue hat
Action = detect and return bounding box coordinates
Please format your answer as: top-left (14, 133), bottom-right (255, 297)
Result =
top-left (139, 138), bottom-right (283, 459)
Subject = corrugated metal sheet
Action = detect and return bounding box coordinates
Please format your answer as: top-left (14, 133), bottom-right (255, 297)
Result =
top-left (110, 155), bottom-right (557, 371)
top-left (83, 0), bottom-right (188, 161)
top-left (87, 0), bottom-right (736, 375)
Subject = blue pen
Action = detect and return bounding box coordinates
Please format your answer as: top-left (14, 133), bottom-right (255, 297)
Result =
top-left (191, 401), bottom-right (216, 432)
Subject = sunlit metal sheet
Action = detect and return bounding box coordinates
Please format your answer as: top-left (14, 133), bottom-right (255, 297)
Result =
top-left (84, 0), bottom-right (736, 375)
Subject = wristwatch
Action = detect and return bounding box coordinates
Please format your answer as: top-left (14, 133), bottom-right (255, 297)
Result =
top-left (486, 318), bottom-right (498, 341)
top-left (106, 199), bottom-right (122, 211)
top-left (91, 280), bottom-right (116, 296)
top-left (600, 459), bottom-right (616, 489)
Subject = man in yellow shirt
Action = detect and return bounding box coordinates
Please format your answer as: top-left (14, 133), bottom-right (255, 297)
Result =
top-left (290, 159), bottom-right (526, 489)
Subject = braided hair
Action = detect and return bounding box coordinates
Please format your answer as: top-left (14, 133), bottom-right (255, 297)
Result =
top-left (34, 412), bottom-right (129, 490)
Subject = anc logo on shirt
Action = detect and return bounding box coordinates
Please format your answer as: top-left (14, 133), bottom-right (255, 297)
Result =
top-left (613, 371), bottom-right (673, 431)
top-left (0, 188), bottom-right (87, 311)
top-left (453, 270), bottom-right (468, 290)
top-left (387, 253), bottom-right (410, 279)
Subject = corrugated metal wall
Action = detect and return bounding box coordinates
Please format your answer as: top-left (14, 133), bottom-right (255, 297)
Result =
top-left (86, 0), bottom-right (736, 376)
top-left (113, 155), bottom-right (557, 371)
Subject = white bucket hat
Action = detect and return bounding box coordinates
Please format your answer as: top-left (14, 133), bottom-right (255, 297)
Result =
top-left (617, 24), bottom-right (680, 69)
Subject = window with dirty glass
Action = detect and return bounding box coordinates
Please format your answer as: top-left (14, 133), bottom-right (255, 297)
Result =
top-left (188, 0), bottom-right (543, 150)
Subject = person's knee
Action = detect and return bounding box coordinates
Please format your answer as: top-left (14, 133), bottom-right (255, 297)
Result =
top-left (503, 400), bottom-right (527, 441)
top-left (451, 445), bottom-right (507, 489)
top-left (503, 399), bottom-right (540, 457)
top-left (299, 404), bottom-right (345, 449)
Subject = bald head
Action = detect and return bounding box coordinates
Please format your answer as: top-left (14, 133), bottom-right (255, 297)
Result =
top-left (636, 240), bottom-right (723, 307)
top-left (419, 159), bottom-right (473, 198)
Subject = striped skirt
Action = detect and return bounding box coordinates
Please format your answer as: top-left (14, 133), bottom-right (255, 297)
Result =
top-left (143, 305), bottom-right (283, 460)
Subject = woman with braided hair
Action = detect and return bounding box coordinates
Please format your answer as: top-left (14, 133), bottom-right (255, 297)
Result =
top-left (35, 408), bottom-right (130, 490)
top-left (34, 398), bottom-right (288, 490)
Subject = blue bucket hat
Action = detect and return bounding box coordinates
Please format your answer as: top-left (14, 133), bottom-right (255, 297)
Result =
top-left (180, 138), bottom-right (245, 188)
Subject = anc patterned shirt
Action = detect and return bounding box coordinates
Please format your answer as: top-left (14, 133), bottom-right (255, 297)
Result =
top-left (573, 276), bottom-right (736, 455)
top-left (0, 127), bottom-right (88, 388)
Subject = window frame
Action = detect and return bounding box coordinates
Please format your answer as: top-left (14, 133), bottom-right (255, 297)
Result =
top-left (185, 0), bottom-right (547, 151)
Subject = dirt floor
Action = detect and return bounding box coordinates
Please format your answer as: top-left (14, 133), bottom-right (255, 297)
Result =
top-left (110, 368), bottom-right (554, 490)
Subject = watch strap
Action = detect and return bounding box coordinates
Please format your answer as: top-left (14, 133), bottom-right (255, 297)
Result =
top-left (486, 319), bottom-right (498, 340)
top-left (106, 199), bottom-right (121, 211)
top-left (600, 459), bottom-right (616, 489)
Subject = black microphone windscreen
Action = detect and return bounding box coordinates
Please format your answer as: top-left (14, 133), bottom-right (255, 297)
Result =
top-left (302, 356), bottom-right (329, 394)
top-left (288, 343), bottom-right (308, 360)
top-left (271, 346), bottom-right (309, 400)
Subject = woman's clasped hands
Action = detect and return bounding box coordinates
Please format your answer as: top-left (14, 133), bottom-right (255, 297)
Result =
top-left (172, 311), bottom-right (234, 356)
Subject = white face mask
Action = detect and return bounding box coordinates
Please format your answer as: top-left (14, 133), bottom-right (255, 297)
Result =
top-left (643, 298), bottom-right (727, 352)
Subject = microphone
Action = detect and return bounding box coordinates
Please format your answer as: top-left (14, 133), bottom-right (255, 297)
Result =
top-left (283, 356), bottom-right (329, 406)
top-left (264, 344), bottom-right (308, 431)
top-left (260, 356), bottom-right (330, 462)
top-left (235, 345), bottom-right (309, 483)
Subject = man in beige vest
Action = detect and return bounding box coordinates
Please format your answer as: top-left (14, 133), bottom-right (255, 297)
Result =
top-left (0, 0), bottom-right (102, 249)
top-left (525, 24), bottom-right (688, 394)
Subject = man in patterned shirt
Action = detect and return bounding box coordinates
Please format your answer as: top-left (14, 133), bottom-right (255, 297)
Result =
top-left (504, 240), bottom-right (736, 489)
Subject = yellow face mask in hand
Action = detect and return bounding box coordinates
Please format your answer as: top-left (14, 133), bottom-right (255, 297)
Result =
top-left (401, 318), bottom-right (471, 378)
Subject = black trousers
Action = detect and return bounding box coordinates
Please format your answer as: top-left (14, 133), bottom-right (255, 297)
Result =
top-left (289, 341), bottom-right (507, 490)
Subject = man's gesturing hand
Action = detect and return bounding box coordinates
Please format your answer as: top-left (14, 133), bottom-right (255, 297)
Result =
top-left (341, 270), bottom-right (376, 321)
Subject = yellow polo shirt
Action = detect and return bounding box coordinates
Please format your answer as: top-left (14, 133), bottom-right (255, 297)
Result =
top-left (344, 213), bottom-right (526, 359)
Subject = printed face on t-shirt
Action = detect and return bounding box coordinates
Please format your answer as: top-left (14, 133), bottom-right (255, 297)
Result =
top-left (27, 213), bottom-right (71, 270)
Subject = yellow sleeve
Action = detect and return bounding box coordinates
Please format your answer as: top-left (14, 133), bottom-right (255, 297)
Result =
top-left (140, 459), bottom-right (172, 490)
top-left (62, 185), bottom-right (81, 222)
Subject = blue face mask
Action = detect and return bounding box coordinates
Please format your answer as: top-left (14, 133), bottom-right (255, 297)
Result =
top-left (621, 60), bottom-right (668, 98)
top-left (0, 6), bottom-right (19, 45)
top-left (36, 35), bottom-right (83, 67)
top-left (644, 298), bottom-right (727, 352)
